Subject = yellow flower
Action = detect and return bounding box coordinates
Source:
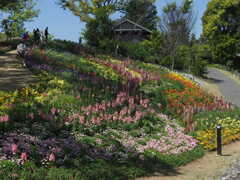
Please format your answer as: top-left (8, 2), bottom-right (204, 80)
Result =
top-left (34, 96), bottom-right (45, 103)
top-left (57, 80), bottom-right (64, 85)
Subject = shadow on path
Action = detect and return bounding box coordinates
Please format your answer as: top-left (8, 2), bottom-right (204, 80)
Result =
top-left (203, 76), bottom-right (224, 84)
top-left (0, 50), bottom-right (37, 91)
top-left (206, 68), bottom-right (240, 107)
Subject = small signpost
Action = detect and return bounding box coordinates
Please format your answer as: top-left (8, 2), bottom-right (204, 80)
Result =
top-left (216, 124), bottom-right (222, 156)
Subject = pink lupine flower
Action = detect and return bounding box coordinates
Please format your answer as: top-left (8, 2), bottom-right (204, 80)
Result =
top-left (0, 115), bottom-right (9, 122)
top-left (79, 116), bottom-right (85, 124)
top-left (95, 138), bottom-right (102, 144)
top-left (51, 107), bottom-right (57, 115)
top-left (76, 95), bottom-right (80, 99)
top-left (11, 144), bottom-right (18, 154)
top-left (28, 113), bottom-right (34, 120)
top-left (128, 98), bottom-right (134, 105)
top-left (49, 153), bottom-right (56, 162)
top-left (21, 152), bottom-right (27, 161)
top-left (85, 111), bottom-right (90, 116)
top-left (120, 107), bottom-right (128, 116)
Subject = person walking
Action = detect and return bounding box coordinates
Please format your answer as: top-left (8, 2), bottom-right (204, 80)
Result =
top-left (36, 28), bottom-right (41, 45)
top-left (33, 29), bottom-right (37, 45)
top-left (79, 36), bottom-right (82, 45)
top-left (44, 27), bottom-right (49, 42)
top-left (23, 31), bottom-right (30, 41)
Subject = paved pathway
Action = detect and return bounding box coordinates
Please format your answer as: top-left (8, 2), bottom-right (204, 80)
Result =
top-left (206, 68), bottom-right (240, 107)
top-left (0, 50), bottom-right (36, 91)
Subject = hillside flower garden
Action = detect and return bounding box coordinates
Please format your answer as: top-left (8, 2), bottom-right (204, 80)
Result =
top-left (0, 43), bottom-right (239, 179)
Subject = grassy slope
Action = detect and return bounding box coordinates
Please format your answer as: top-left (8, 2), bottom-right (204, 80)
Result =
top-left (0, 40), bottom-right (238, 179)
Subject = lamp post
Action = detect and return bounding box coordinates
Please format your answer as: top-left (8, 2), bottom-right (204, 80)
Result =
top-left (216, 124), bottom-right (222, 156)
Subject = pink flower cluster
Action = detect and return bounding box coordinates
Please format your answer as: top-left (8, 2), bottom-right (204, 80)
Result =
top-left (120, 123), bottom-right (198, 155)
top-left (66, 92), bottom-right (165, 126)
top-left (0, 114), bottom-right (9, 123)
top-left (0, 132), bottom-right (83, 165)
top-left (182, 97), bottom-right (233, 132)
top-left (11, 143), bottom-right (28, 163)
top-left (36, 107), bottom-right (60, 121)
top-left (98, 60), bottom-right (160, 85)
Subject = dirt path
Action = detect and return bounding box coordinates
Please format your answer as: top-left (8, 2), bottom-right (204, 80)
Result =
top-left (0, 50), bottom-right (36, 91)
top-left (137, 141), bottom-right (240, 180)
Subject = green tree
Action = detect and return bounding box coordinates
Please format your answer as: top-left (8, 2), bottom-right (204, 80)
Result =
top-left (121, 0), bottom-right (158, 30)
top-left (159, 0), bottom-right (196, 70)
top-left (202, 0), bottom-right (240, 66)
top-left (0, 0), bottom-right (20, 9)
top-left (82, 11), bottom-right (113, 46)
top-left (59, 0), bottom-right (124, 46)
top-left (1, 0), bottom-right (39, 39)
top-left (58, 0), bottom-right (123, 22)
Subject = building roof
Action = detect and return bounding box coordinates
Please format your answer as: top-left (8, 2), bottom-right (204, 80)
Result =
top-left (113, 18), bottom-right (152, 34)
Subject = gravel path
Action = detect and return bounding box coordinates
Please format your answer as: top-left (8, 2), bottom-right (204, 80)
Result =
top-left (0, 50), bottom-right (36, 91)
top-left (206, 68), bottom-right (240, 107)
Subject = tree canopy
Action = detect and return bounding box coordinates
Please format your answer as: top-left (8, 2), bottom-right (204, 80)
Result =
top-left (58, 0), bottom-right (123, 22)
top-left (58, 0), bottom-right (123, 46)
top-left (0, 0), bottom-right (30, 10)
top-left (158, 0), bottom-right (196, 70)
top-left (159, 0), bottom-right (196, 45)
top-left (202, 0), bottom-right (240, 64)
top-left (121, 0), bottom-right (158, 30)
top-left (1, 0), bottom-right (39, 39)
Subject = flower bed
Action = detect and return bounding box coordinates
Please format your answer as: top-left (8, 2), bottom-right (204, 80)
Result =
top-left (0, 47), bottom-right (238, 179)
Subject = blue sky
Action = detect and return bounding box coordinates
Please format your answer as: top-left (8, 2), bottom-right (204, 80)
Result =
top-left (24, 0), bottom-right (210, 42)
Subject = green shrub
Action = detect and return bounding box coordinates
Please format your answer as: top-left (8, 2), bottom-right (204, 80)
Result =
top-left (0, 33), bottom-right (7, 41)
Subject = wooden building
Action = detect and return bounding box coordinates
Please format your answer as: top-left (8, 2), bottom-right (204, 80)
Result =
top-left (113, 18), bottom-right (152, 43)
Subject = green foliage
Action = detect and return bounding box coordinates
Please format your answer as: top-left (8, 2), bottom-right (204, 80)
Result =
top-left (0, 161), bottom-right (84, 180)
top-left (58, 0), bottom-right (121, 22)
top-left (175, 45), bottom-right (191, 70)
top-left (122, 0), bottom-right (158, 30)
top-left (0, 0), bottom-right (31, 10)
top-left (100, 31), bottom-right (164, 63)
top-left (1, 0), bottom-right (39, 39)
top-left (158, 45), bottom-right (207, 76)
top-left (143, 145), bottom-right (204, 168)
top-left (160, 0), bottom-right (195, 46)
top-left (32, 48), bottom-right (120, 81)
top-left (0, 39), bottom-right (22, 49)
top-left (83, 13), bottom-right (113, 47)
top-left (193, 108), bottom-right (240, 150)
top-left (193, 108), bottom-right (240, 131)
top-left (46, 39), bottom-right (91, 55)
top-left (0, 33), bottom-right (7, 41)
top-left (121, 41), bottom-right (157, 63)
top-left (202, 0), bottom-right (240, 65)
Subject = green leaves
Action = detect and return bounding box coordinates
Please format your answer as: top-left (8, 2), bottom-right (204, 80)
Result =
top-left (202, 0), bottom-right (240, 64)
top-left (1, 0), bottom-right (39, 38)
top-left (123, 0), bottom-right (158, 30)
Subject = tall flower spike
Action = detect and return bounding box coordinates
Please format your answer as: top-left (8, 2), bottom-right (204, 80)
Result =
top-left (49, 153), bottom-right (56, 162)
top-left (21, 152), bottom-right (27, 161)
top-left (11, 144), bottom-right (18, 154)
